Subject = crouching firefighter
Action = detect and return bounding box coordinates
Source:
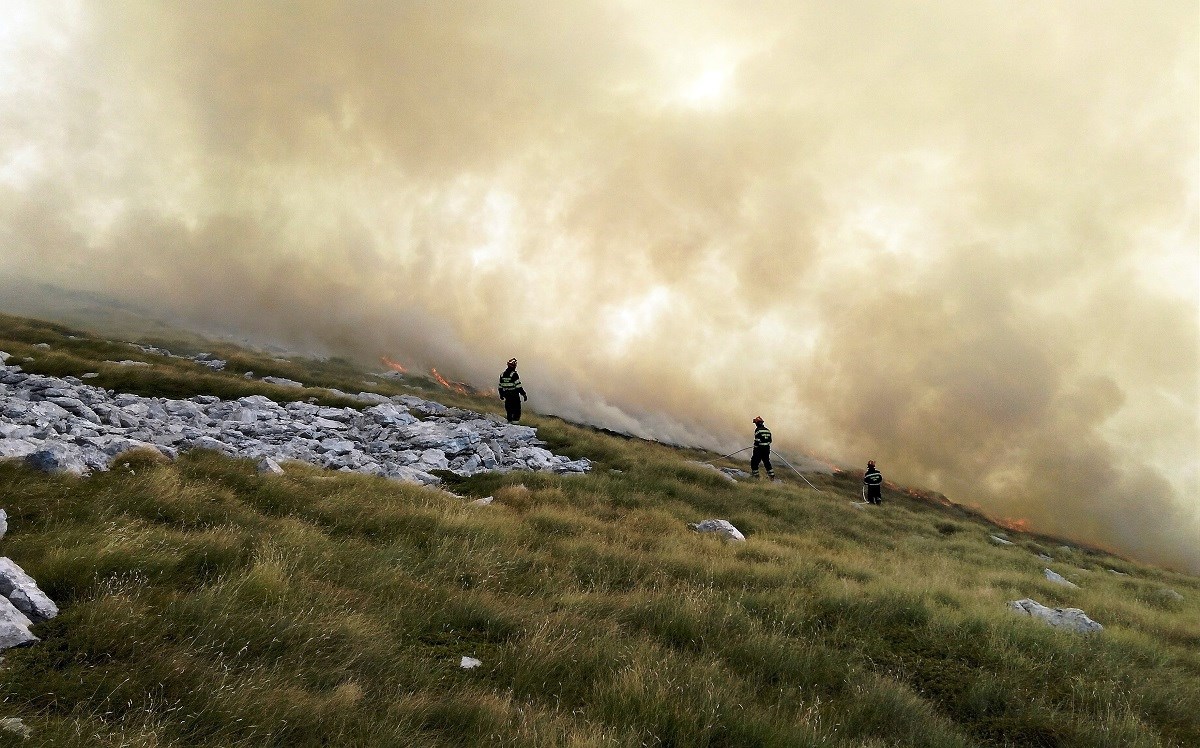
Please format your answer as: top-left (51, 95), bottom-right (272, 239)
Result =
top-left (863, 460), bottom-right (883, 505)
top-left (498, 358), bottom-right (528, 423)
top-left (750, 416), bottom-right (775, 480)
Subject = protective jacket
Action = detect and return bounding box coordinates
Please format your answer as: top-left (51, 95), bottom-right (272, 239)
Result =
top-left (862, 466), bottom-right (883, 488)
top-left (498, 368), bottom-right (526, 399)
top-left (863, 466), bottom-right (883, 502)
top-left (754, 424), bottom-right (772, 448)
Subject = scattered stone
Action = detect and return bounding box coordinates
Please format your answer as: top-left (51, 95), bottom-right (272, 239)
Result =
top-left (191, 354), bottom-right (226, 370)
top-left (459, 656), bottom-right (482, 669)
top-left (687, 519), bottom-right (746, 542)
top-left (719, 467), bottom-right (751, 480)
top-left (81, 372), bottom-right (99, 378)
top-left (32, 343), bottom-right (50, 350)
top-left (103, 360), bottom-right (150, 367)
top-left (688, 461), bottom-right (737, 483)
top-left (1037, 553), bottom-right (1054, 561)
top-left (1108, 568), bottom-right (1128, 576)
top-left (469, 496), bottom-right (494, 506)
top-left (0, 716), bottom-right (31, 738)
top-left (0, 509), bottom-right (6, 540)
top-left (1008, 598), bottom-right (1102, 633)
top-left (990, 535), bottom-right (1014, 546)
top-left (257, 458), bottom-right (285, 475)
top-left (1043, 568), bottom-right (1079, 588)
top-left (262, 376), bottom-right (303, 388)
top-left (1159, 588), bottom-right (1184, 602)
top-left (0, 558), bottom-right (59, 623)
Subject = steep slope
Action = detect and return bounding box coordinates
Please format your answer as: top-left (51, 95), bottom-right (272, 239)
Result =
top-left (0, 313), bottom-right (1197, 747)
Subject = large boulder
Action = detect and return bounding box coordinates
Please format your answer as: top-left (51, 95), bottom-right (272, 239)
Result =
top-left (688, 519), bottom-right (746, 542)
top-left (0, 557), bottom-right (59, 623)
top-left (1008, 598), bottom-right (1102, 633)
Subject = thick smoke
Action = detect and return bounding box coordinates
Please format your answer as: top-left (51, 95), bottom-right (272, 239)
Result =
top-left (1, 2), bottom-right (1197, 569)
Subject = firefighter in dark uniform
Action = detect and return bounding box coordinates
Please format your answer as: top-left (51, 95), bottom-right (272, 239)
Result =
top-left (863, 460), bottom-right (883, 505)
top-left (750, 416), bottom-right (775, 480)
top-left (498, 358), bottom-right (527, 423)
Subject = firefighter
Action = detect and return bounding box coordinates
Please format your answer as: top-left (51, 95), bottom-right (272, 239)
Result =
top-left (863, 460), bottom-right (883, 505)
top-left (750, 416), bottom-right (775, 480)
top-left (498, 358), bottom-right (527, 423)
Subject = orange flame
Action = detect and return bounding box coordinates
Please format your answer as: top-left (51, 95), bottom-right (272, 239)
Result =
top-left (430, 367), bottom-right (469, 395)
top-left (997, 517), bottom-right (1032, 533)
top-left (380, 356), bottom-right (407, 374)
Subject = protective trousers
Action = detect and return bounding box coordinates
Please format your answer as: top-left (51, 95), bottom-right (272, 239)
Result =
top-left (866, 485), bottom-right (882, 505)
top-left (503, 394), bottom-right (522, 423)
top-left (751, 446), bottom-right (774, 477)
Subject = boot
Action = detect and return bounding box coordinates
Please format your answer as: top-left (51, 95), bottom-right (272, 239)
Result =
top-left (751, 469), bottom-right (760, 479)
top-left (767, 470), bottom-right (776, 481)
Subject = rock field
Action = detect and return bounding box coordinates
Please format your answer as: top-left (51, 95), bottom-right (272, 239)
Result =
top-left (0, 351), bottom-right (590, 485)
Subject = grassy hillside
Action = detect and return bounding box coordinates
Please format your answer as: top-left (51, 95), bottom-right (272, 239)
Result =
top-left (1, 314), bottom-right (1198, 747)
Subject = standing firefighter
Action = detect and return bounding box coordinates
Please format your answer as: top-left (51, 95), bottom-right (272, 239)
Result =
top-left (750, 416), bottom-right (775, 480)
top-left (498, 358), bottom-right (528, 423)
top-left (863, 460), bottom-right (883, 505)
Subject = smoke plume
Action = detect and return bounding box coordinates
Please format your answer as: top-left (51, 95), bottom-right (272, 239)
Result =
top-left (1, 2), bottom-right (1197, 570)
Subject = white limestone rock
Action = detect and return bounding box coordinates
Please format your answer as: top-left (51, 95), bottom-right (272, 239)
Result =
top-left (1043, 568), bottom-right (1079, 588)
top-left (353, 392), bottom-right (391, 405)
top-left (688, 519), bottom-right (746, 542)
top-left (257, 458), bottom-right (285, 475)
top-left (0, 716), bottom-right (32, 738)
top-left (364, 403), bottom-right (417, 426)
top-left (0, 509), bottom-right (6, 540)
top-left (0, 440), bottom-right (38, 460)
top-left (0, 596), bottom-right (38, 651)
top-left (0, 362), bottom-right (588, 484)
top-left (1008, 598), bottom-right (1102, 633)
top-left (0, 557), bottom-right (58, 623)
top-left (1159, 588), bottom-right (1184, 602)
top-left (262, 376), bottom-right (303, 388)
top-left (25, 443), bottom-right (89, 476)
top-left (990, 535), bottom-right (1015, 546)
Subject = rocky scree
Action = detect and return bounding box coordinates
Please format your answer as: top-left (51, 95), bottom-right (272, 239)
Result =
top-left (0, 352), bottom-right (590, 485)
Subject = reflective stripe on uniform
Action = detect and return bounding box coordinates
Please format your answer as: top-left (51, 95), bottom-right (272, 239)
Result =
top-left (754, 427), bottom-right (772, 446)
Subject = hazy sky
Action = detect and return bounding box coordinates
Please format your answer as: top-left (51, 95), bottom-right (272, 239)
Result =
top-left (1, 1), bottom-right (1197, 570)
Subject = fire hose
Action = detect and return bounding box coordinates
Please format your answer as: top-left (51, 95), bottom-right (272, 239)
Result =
top-left (709, 447), bottom-right (823, 493)
top-left (775, 454), bottom-right (823, 493)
